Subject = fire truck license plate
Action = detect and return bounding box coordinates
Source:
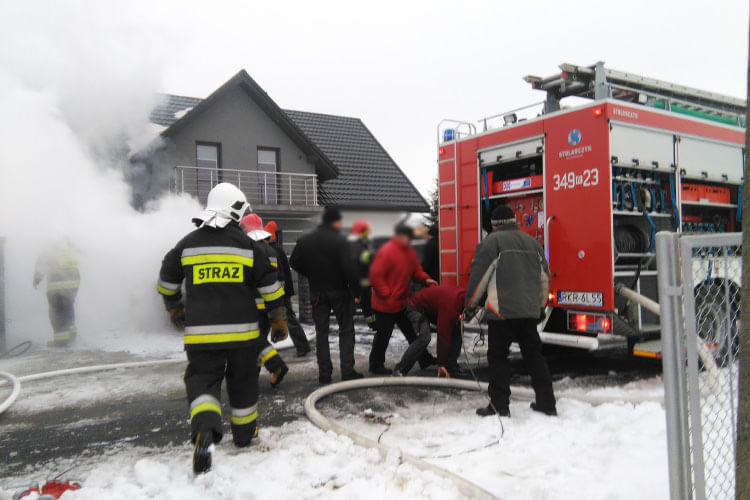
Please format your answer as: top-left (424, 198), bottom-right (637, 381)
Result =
top-left (557, 291), bottom-right (603, 307)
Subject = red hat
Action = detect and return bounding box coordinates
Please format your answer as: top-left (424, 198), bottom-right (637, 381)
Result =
top-left (264, 221), bottom-right (278, 242)
top-left (352, 220), bottom-right (371, 236)
top-left (240, 213), bottom-right (272, 241)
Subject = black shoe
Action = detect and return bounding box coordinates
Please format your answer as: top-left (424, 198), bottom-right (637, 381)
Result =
top-left (530, 402), bottom-right (557, 416)
top-left (392, 365), bottom-right (405, 377)
top-left (192, 431), bottom-right (213, 474)
top-left (271, 365), bottom-right (288, 388)
top-left (342, 371), bottom-right (364, 381)
top-left (476, 404), bottom-right (510, 417)
top-left (369, 366), bottom-right (392, 375)
top-left (319, 375), bottom-right (332, 385)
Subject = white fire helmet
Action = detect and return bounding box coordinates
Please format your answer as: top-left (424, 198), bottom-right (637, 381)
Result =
top-left (194, 183), bottom-right (251, 228)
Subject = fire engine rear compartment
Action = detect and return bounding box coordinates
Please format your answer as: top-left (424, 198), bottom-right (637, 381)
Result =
top-left (439, 96), bottom-right (744, 358)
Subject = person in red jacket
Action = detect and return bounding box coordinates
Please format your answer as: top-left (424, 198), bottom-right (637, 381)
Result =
top-left (394, 285), bottom-right (466, 377)
top-left (368, 224), bottom-right (438, 374)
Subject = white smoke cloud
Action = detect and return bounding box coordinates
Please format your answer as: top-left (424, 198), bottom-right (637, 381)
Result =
top-left (0, 1), bottom-right (202, 353)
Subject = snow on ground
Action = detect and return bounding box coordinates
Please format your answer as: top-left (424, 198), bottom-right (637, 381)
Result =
top-left (0, 325), bottom-right (676, 500)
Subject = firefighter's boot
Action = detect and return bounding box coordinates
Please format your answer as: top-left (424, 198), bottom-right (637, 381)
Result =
top-left (271, 364), bottom-right (288, 388)
top-left (192, 430), bottom-right (213, 474)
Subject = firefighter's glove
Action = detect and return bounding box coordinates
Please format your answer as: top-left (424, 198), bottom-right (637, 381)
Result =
top-left (269, 307), bottom-right (288, 342)
top-left (168, 305), bottom-right (185, 329)
top-left (271, 320), bottom-right (289, 342)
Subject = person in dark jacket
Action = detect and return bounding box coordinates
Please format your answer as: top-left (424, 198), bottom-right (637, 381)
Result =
top-left (465, 204), bottom-right (556, 418)
top-left (368, 224), bottom-right (438, 375)
top-left (421, 224), bottom-right (440, 283)
top-left (157, 183), bottom-right (288, 474)
top-left (348, 219), bottom-right (376, 330)
top-left (264, 220), bottom-right (311, 356)
top-left (394, 285), bottom-right (466, 377)
top-left (290, 207), bottom-right (363, 384)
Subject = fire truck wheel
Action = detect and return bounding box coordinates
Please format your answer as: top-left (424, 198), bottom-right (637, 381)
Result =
top-left (694, 278), bottom-right (740, 367)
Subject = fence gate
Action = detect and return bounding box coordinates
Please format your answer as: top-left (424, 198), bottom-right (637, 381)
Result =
top-left (657, 231), bottom-right (742, 500)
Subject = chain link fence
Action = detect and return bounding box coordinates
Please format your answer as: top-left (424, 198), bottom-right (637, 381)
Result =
top-left (657, 231), bottom-right (742, 500)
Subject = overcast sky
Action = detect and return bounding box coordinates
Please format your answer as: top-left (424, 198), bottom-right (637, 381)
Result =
top-left (2, 0), bottom-right (748, 199)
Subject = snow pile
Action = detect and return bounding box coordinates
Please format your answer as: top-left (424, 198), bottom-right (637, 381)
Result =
top-left (30, 422), bottom-right (463, 500)
top-left (0, 379), bottom-right (672, 500)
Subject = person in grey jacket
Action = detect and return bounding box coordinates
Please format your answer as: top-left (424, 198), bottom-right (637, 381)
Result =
top-left (465, 204), bottom-right (556, 417)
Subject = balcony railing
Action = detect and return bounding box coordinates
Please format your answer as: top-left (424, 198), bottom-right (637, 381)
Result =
top-left (172, 166), bottom-right (318, 207)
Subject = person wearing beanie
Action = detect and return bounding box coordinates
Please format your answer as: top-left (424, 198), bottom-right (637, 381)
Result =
top-left (368, 224), bottom-right (438, 375)
top-left (290, 206), bottom-right (363, 384)
top-left (322, 206), bottom-right (342, 225)
top-left (465, 203), bottom-right (556, 418)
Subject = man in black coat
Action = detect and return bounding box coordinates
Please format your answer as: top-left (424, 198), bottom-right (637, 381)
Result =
top-left (290, 207), bottom-right (363, 384)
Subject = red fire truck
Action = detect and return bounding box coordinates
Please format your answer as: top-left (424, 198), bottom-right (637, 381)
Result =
top-left (438, 62), bottom-right (745, 358)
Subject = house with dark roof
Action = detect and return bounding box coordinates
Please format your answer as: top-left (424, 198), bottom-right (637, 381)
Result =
top-left (144, 70), bottom-right (428, 254)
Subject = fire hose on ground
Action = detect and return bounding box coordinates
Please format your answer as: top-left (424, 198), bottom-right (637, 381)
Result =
top-left (0, 294), bottom-right (717, 499)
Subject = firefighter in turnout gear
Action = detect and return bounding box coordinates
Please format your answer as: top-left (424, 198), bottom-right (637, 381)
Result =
top-left (348, 220), bottom-right (376, 330)
top-left (157, 183), bottom-right (288, 474)
top-left (240, 214), bottom-right (289, 388)
top-left (33, 238), bottom-right (80, 347)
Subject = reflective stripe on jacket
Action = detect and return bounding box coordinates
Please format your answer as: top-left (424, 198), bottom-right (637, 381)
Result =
top-left (35, 251), bottom-right (80, 292)
top-left (158, 223), bottom-right (284, 351)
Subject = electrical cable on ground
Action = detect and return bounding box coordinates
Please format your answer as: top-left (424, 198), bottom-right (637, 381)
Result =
top-left (0, 341), bottom-right (32, 359)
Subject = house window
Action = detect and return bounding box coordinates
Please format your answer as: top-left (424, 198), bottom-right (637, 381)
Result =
top-left (196, 142), bottom-right (221, 204)
top-left (257, 148), bottom-right (278, 205)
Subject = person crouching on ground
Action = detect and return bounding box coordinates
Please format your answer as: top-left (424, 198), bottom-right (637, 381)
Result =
top-left (393, 285), bottom-right (467, 377)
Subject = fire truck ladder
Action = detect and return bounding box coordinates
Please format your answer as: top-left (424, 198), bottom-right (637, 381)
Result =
top-left (524, 61), bottom-right (747, 126)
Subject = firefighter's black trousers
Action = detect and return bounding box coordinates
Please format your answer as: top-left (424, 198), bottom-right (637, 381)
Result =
top-left (358, 286), bottom-right (375, 327)
top-left (47, 290), bottom-right (76, 336)
top-left (284, 295), bottom-right (310, 353)
top-left (185, 345), bottom-right (262, 447)
top-left (486, 318), bottom-right (556, 411)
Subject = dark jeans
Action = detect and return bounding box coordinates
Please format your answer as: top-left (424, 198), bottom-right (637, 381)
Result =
top-left (311, 289), bottom-right (356, 379)
top-left (487, 318), bottom-right (556, 410)
top-left (398, 306), bottom-right (462, 374)
top-left (369, 308), bottom-right (434, 371)
top-left (185, 345), bottom-right (262, 446)
top-left (284, 296), bottom-right (310, 353)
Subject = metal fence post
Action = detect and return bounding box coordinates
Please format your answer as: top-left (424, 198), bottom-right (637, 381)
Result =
top-left (656, 231), bottom-right (692, 500)
top-left (0, 237), bottom-right (5, 353)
